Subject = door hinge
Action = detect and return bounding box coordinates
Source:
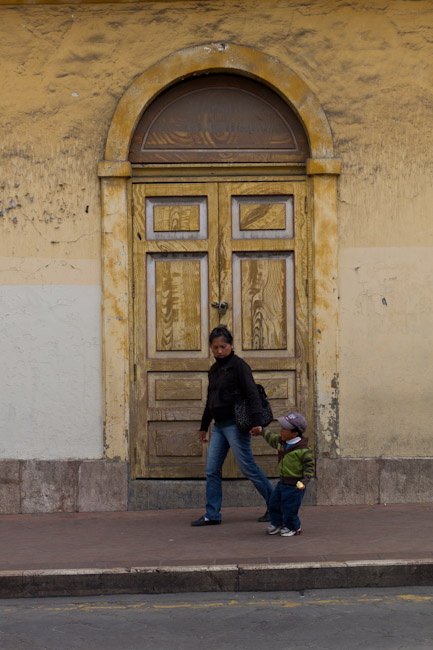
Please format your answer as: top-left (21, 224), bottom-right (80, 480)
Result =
top-left (132, 280), bottom-right (135, 299)
top-left (133, 363), bottom-right (137, 382)
top-left (304, 195), bottom-right (308, 213)
top-left (307, 362), bottom-right (310, 380)
top-left (305, 278), bottom-right (309, 297)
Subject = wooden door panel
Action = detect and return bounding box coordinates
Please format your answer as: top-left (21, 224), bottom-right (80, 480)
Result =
top-left (239, 200), bottom-right (286, 231)
top-left (233, 193), bottom-right (294, 239)
top-left (148, 421), bottom-right (206, 477)
top-left (155, 258), bottom-right (201, 350)
top-left (132, 179), bottom-right (310, 481)
top-left (144, 194), bottom-right (208, 240)
top-left (240, 257), bottom-right (288, 350)
top-left (219, 181), bottom-right (309, 478)
top-left (219, 181), bottom-right (306, 361)
top-left (132, 182), bottom-right (219, 479)
top-left (233, 253), bottom-right (295, 356)
top-left (147, 253), bottom-right (209, 357)
top-left (153, 203), bottom-right (200, 232)
top-left (147, 371), bottom-right (208, 408)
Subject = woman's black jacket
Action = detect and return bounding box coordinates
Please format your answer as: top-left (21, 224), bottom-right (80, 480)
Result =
top-left (200, 351), bottom-right (263, 431)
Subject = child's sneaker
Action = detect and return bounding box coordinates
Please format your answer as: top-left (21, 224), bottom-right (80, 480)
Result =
top-left (266, 524), bottom-right (282, 535)
top-left (280, 527), bottom-right (302, 537)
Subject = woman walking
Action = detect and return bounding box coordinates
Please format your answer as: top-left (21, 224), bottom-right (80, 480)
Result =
top-left (191, 326), bottom-right (273, 526)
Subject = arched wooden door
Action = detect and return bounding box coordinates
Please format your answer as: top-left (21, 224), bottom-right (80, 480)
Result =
top-left (129, 75), bottom-right (311, 480)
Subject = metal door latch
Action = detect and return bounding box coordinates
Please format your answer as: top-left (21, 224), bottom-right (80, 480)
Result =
top-left (211, 301), bottom-right (229, 315)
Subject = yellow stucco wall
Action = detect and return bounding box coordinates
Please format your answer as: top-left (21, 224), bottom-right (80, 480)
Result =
top-left (1, 0), bottom-right (433, 460)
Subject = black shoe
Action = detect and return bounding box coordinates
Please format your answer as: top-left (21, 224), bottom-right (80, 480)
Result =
top-left (191, 515), bottom-right (221, 527)
top-left (257, 510), bottom-right (270, 522)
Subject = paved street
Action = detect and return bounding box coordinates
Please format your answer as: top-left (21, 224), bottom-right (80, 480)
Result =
top-left (0, 587), bottom-right (432, 650)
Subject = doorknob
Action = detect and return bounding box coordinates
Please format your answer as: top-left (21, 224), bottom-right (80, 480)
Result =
top-left (211, 301), bottom-right (229, 315)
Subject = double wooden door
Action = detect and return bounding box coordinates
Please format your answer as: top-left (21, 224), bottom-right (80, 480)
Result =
top-left (131, 179), bottom-right (310, 479)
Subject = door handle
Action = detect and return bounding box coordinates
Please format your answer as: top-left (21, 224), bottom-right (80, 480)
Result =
top-left (211, 301), bottom-right (229, 315)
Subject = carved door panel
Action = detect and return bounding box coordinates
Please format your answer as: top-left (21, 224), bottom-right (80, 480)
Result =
top-left (218, 181), bottom-right (309, 478)
top-left (132, 183), bottom-right (220, 478)
top-left (132, 180), bottom-right (309, 480)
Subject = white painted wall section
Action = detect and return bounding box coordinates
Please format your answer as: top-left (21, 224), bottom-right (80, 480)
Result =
top-left (0, 285), bottom-right (103, 459)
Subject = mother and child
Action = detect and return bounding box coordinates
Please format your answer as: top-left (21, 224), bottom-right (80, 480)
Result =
top-left (191, 326), bottom-right (315, 537)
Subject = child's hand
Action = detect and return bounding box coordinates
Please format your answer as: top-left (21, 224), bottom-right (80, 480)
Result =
top-left (199, 430), bottom-right (208, 443)
top-left (249, 426), bottom-right (263, 436)
top-left (296, 481), bottom-right (305, 490)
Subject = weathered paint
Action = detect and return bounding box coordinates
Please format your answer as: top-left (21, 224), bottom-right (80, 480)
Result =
top-left (339, 247), bottom-right (433, 457)
top-left (309, 173), bottom-right (340, 457)
top-left (100, 174), bottom-right (131, 460)
top-left (0, 0), bottom-right (432, 507)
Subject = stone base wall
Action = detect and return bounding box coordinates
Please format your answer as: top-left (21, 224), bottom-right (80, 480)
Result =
top-left (316, 458), bottom-right (433, 505)
top-left (1, 458), bottom-right (432, 513)
top-left (0, 460), bottom-right (128, 514)
top-left (129, 458), bottom-right (433, 510)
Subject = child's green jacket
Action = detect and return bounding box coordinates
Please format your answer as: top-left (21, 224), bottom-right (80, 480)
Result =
top-left (262, 430), bottom-right (315, 485)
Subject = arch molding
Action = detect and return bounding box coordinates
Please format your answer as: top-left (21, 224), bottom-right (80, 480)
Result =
top-left (98, 43), bottom-right (341, 472)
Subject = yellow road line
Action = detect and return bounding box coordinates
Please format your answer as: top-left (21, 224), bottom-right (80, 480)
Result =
top-left (0, 594), bottom-right (431, 614)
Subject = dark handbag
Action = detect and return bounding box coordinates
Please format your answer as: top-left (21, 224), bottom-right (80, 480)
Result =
top-left (234, 384), bottom-right (273, 432)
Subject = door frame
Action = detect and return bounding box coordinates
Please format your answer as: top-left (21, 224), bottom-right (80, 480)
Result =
top-left (130, 174), bottom-right (311, 480)
top-left (98, 43), bottom-right (341, 467)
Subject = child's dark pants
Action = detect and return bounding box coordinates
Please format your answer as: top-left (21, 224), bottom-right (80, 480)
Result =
top-left (269, 481), bottom-right (304, 531)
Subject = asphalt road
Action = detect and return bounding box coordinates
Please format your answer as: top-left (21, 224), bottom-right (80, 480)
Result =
top-left (0, 587), bottom-right (432, 650)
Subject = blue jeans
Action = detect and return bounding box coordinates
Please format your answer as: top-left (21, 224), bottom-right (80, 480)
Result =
top-left (205, 419), bottom-right (274, 521)
top-left (269, 481), bottom-right (304, 530)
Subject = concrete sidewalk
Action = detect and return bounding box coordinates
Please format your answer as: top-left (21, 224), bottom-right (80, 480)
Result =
top-left (0, 504), bottom-right (432, 598)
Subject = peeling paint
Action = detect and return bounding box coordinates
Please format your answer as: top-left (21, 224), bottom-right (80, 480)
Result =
top-left (317, 373), bottom-right (340, 458)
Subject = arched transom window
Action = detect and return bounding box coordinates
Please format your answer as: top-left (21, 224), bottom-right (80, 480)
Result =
top-left (129, 74), bottom-right (310, 164)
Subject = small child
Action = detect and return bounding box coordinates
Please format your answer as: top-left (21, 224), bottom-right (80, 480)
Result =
top-left (258, 412), bottom-right (314, 537)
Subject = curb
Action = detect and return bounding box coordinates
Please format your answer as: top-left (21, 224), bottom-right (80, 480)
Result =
top-left (1, 560), bottom-right (432, 598)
